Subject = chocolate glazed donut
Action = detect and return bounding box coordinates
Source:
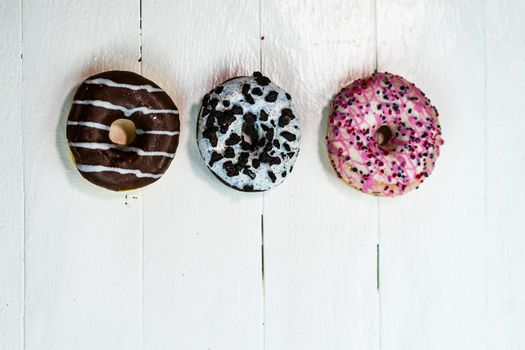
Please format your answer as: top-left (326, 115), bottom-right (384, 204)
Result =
top-left (66, 70), bottom-right (180, 191)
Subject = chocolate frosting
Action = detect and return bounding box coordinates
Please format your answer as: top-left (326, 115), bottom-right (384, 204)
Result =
top-left (66, 70), bottom-right (180, 191)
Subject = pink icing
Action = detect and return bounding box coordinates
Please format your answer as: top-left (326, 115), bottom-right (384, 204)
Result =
top-left (327, 72), bottom-right (444, 197)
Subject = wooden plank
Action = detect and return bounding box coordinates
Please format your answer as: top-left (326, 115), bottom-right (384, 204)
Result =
top-left (0, 1), bottom-right (23, 349)
top-left (140, 1), bottom-right (264, 349)
top-left (485, 1), bottom-right (525, 348)
top-left (261, 1), bottom-right (380, 349)
top-left (376, 1), bottom-right (487, 348)
top-left (21, 1), bottom-right (142, 348)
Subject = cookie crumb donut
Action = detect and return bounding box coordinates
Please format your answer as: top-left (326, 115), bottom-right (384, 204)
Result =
top-left (197, 72), bottom-right (301, 192)
top-left (327, 72), bottom-right (443, 196)
top-left (67, 70), bottom-right (180, 191)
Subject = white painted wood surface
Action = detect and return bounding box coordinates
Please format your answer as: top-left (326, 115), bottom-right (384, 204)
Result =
top-left (0, 1), bottom-right (23, 349)
top-left (485, 1), bottom-right (525, 348)
top-left (1, 1), bottom-right (524, 349)
top-left (261, 1), bottom-right (379, 349)
top-left (140, 2), bottom-right (263, 349)
top-left (20, 1), bottom-right (142, 349)
top-left (377, 1), bottom-right (487, 348)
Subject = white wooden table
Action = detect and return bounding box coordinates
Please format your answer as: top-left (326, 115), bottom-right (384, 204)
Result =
top-left (1, 1), bottom-right (524, 349)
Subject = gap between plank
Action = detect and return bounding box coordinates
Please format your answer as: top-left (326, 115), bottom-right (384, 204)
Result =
top-left (259, 2), bottom-right (266, 349)
top-left (261, 214), bottom-right (265, 284)
top-left (19, 0), bottom-right (26, 349)
top-left (375, 1), bottom-right (382, 349)
top-left (260, 213), bottom-right (266, 350)
top-left (373, 0), bottom-right (379, 72)
top-left (258, 0), bottom-right (263, 72)
top-left (482, 0), bottom-right (489, 317)
top-left (377, 242), bottom-right (382, 350)
top-left (376, 243), bottom-right (380, 290)
top-left (139, 0), bottom-right (143, 65)
top-left (138, 1), bottom-right (144, 349)
top-left (377, 197), bottom-right (382, 350)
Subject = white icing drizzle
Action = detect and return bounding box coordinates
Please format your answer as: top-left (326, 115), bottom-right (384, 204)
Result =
top-left (69, 142), bottom-right (175, 158)
top-left (67, 120), bottom-right (110, 131)
top-left (76, 164), bottom-right (162, 178)
top-left (67, 120), bottom-right (179, 136)
top-left (84, 78), bottom-right (164, 92)
top-left (135, 129), bottom-right (179, 136)
top-left (72, 100), bottom-right (178, 117)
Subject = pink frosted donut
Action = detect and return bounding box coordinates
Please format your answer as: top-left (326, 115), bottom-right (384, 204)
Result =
top-left (327, 72), bottom-right (444, 197)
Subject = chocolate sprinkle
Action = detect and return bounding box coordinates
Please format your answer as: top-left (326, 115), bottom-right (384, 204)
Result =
top-left (268, 171), bottom-right (276, 183)
top-left (278, 114), bottom-right (292, 127)
top-left (280, 131), bottom-right (296, 141)
top-left (265, 91), bottom-right (278, 102)
top-left (243, 112), bottom-right (257, 123)
top-left (209, 151), bottom-right (223, 166)
top-left (260, 110), bottom-right (269, 121)
top-left (232, 105), bottom-right (244, 114)
top-left (224, 147), bottom-right (235, 158)
top-left (252, 87), bottom-right (263, 96)
top-left (225, 133), bottom-right (241, 145)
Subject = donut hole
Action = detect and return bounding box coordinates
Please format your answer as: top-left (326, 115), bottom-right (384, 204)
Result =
top-left (376, 124), bottom-right (394, 148)
top-left (242, 122), bottom-right (260, 149)
top-left (109, 119), bottom-right (136, 146)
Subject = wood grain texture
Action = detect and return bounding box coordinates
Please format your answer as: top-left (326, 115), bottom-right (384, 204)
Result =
top-left (376, 0), bottom-right (487, 348)
top-left (140, 1), bottom-right (263, 349)
top-left (0, 1), bottom-right (23, 349)
top-left (21, 1), bottom-right (142, 349)
top-left (261, 1), bottom-right (380, 349)
top-left (485, 1), bottom-right (525, 348)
